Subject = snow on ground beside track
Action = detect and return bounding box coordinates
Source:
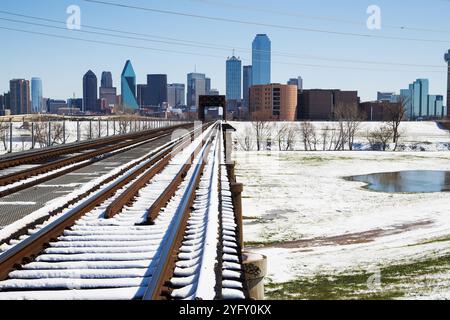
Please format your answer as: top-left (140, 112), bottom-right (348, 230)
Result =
top-left (234, 150), bottom-right (450, 298)
top-left (229, 121), bottom-right (450, 151)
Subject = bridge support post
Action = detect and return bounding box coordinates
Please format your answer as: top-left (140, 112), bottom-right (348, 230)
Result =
top-left (242, 252), bottom-right (267, 300)
top-left (230, 182), bottom-right (243, 250)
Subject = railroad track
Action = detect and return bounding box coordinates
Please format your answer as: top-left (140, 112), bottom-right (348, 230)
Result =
top-left (0, 121), bottom-right (247, 300)
top-left (0, 123), bottom-right (194, 198)
top-left (0, 121), bottom-right (188, 170)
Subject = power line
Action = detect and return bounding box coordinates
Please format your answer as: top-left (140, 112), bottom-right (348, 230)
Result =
top-left (187, 0), bottom-right (450, 35)
top-left (0, 24), bottom-right (445, 74)
top-left (82, 0), bottom-right (450, 44)
top-left (0, 10), bottom-right (445, 69)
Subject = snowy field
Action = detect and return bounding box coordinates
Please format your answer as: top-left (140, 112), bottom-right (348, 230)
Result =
top-left (231, 122), bottom-right (450, 300)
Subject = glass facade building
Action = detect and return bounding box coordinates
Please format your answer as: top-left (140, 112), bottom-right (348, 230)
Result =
top-left (187, 73), bottom-right (206, 108)
top-left (401, 79), bottom-right (446, 119)
top-left (101, 71), bottom-right (113, 88)
top-left (147, 74), bottom-right (168, 107)
top-left (252, 34), bottom-right (271, 85)
top-left (226, 56), bottom-right (242, 101)
top-left (10, 79), bottom-right (31, 115)
top-left (167, 83), bottom-right (185, 107)
top-left (83, 70), bottom-right (98, 113)
top-left (31, 77), bottom-right (43, 113)
top-left (121, 60), bottom-right (139, 110)
top-left (243, 65), bottom-right (253, 112)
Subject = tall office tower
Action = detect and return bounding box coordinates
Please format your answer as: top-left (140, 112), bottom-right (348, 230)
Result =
top-left (9, 79), bottom-right (31, 115)
top-left (187, 73), bottom-right (206, 108)
top-left (243, 65), bottom-right (253, 112)
top-left (137, 84), bottom-right (148, 108)
top-left (31, 77), bottom-right (43, 113)
top-left (226, 56), bottom-right (242, 101)
top-left (402, 79), bottom-right (433, 119)
top-left (147, 74), bottom-right (168, 107)
top-left (252, 34), bottom-right (271, 85)
top-left (82, 70), bottom-right (98, 113)
top-left (99, 71), bottom-right (116, 110)
top-left (205, 77), bottom-right (211, 95)
top-left (121, 60), bottom-right (139, 110)
top-left (167, 83), bottom-right (185, 107)
top-left (445, 50), bottom-right (450, 117)
top-left (287, 77), bottom-right (303, 91)
top-left (427, 95), bottom-right (444, 118)
top-left (101, 71), bottom-right (113, 88)
top-left (411, 79), bottom-right (429, 118)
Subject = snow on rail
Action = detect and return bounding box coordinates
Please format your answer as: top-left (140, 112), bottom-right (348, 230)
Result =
top-left (0, 125), bottom-right (215, 300)
top-left (170, 126), bottom-right (245, 300)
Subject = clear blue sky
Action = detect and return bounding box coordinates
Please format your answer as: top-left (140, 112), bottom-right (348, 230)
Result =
top-left (0, 0), bottom-right (449, 102)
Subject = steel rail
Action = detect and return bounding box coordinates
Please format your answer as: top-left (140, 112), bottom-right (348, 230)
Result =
top-left (0, 122), bottom-right (189, 170)
top-left (0, 124), bottom-right (193, 197)
top-left (0, 124), bottom-right (211, 281)
top-left (142, 124), bottom-right (218, 300)
top-left (104, 123), bottom-right (211, 219)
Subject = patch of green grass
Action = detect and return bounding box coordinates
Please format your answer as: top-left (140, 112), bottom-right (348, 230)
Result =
top-left (265, 254), bottom-right (450, 300)
top-left (410, 235), bottom-right (450, 246)
top-left (244, 240), bottom-right (283, 247)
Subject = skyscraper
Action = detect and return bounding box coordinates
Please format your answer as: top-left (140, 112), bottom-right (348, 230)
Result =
top-left (243, 65), bottom-right (253, 113)
top-left (31, 77), bottom-right (43, 113)
top-left (252, 34), bottom-right (271, 85)
top-left (205, 77), bottom-right (211, 95)
top-left (167, 83), bottom-right (185, 107)
top-left (445, 50), bottom-right (450, 117)
top-left (137, 84), bottom-right (148, 108)
top-left (411, 79), bottom-right (429, 118)
top-left (101, 71), bottom-right (113, 88)
top-left (121, 60), bottom-right (139, 110)
top-left (83, 70), bottom-right (98, 113)
top-left (187, 73), bottom-right (206, 108)
top-left (10, 79), bottom-right (31, 115)
top-left (147, 74), bottom-right (168, 107)
top-left (226, 56), bottom-right (242, 101)
top-left (99, 71), bottom-right (116, 110)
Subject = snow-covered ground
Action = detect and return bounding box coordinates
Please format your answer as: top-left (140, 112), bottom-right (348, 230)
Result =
top-left (231, 122), bottom-right (450, 300)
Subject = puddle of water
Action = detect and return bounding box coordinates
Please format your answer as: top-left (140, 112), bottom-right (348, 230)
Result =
top-left (345, 170), bottom-right (450, 193)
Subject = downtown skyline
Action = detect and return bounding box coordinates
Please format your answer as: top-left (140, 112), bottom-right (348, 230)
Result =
top-left (0, 0), bottom-right (449, 102)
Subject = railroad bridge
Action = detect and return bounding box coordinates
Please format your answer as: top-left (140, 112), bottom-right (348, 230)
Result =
top-left (0, 120), bottom-right (265, 300)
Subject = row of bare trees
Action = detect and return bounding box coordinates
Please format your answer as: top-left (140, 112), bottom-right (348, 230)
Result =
top-left (235, 98), bottom-right (408, 152)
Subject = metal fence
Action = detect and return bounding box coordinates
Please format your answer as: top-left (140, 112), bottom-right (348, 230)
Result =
top-left (0, 119), bottom-right (190, 154)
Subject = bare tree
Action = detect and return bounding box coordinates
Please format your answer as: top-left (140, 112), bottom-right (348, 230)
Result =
top-left (285, 125), bottom-right (298, 151)
top-left (301, 122), bottom-right (318, 151)
top-left (274, 123), bottom-right (288, 151)
top-left (334, 103), bottom-right (364, 150)
top-left (34, 122), bottom-right (49, 148)
top-left (236, 126), bottom-right (255, 151)
top-left (384, 97), bottom-right (407, 151)
top-left (50, 123), bottom-right (66, 145)
top-left (118, 120), bottom-right (129, 135)
top-left (0, 121), bottom-right (9, 151)
top-left (366, 124), bottom-right (393, 151)
top-left (252, 121), bottom-right (271, 151)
